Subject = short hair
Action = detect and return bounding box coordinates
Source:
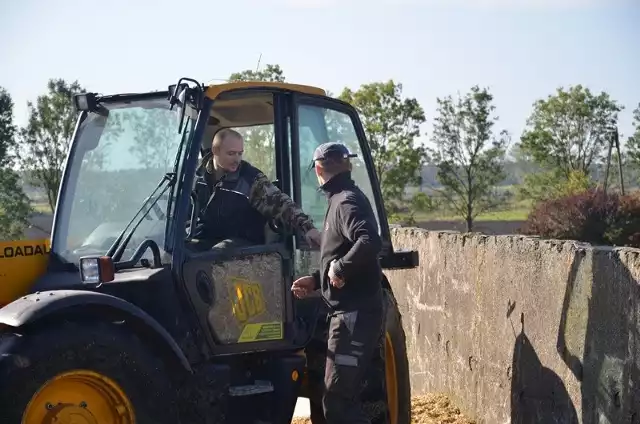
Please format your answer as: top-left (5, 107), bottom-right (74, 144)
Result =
top-left (315, 156), bottom-right (352, 175)
top-left (203, 128), bottom-right (244, 174)
top-left (212, 128), bottom-right (243, 149)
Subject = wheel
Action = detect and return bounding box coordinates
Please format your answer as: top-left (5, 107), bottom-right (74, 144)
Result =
top-left (305, 286), bottom-right (411, 424)
top-left (0, 321), bottom-right (180, 424)
top-left (382, 286), bottom-right (411, 424)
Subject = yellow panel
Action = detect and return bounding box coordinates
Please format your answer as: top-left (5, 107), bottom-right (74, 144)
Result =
top-left (228, 276), bottom-right (267, 323)
top-left (205, 81), bottom-right (326, 100)
top-left (0, 239), bottom-right (50, 306)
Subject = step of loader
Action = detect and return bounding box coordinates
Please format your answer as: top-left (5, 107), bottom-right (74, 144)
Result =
top-left (228, 380), bottom-right (275, 397)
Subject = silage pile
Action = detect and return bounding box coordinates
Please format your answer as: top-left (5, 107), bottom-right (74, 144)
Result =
top-left (291, 394), bottom-right (476, 424)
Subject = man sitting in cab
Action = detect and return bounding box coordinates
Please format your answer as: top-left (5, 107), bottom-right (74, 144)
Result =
top-left (196, 128), bottom-right (321, 249)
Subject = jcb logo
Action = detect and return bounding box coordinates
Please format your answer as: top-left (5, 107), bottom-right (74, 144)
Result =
top-left (229, 277), bottom-right (266, 323)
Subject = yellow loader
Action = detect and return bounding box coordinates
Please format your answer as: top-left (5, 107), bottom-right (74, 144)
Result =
top-left (0, 79), bottom-right (417, 424)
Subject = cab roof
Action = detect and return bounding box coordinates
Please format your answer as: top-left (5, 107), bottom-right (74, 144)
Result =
top-left (204, 81), bottom-right (326, 100)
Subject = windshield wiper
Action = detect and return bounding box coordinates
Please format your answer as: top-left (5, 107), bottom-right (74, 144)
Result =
top-left (106, 172), bottom-right (176, 262)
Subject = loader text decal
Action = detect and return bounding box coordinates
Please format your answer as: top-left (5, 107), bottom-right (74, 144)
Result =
top-left (228, 277), bottom-right (267, 323)
top-left (237, 322), bottom-right (283, 343)
top-left (0, 239), bottom-right (50, 307)
top-left (0, 243), bottom-right (50, 259)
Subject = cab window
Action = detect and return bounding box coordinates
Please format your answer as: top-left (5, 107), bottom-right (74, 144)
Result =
top-left (296, 104), bottom-right (381, 232)
top-left (231, 124), bottom-right (276, 181)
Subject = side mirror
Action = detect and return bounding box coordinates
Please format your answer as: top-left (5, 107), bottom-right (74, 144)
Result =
top-left (379, 250), bottom-right (419, 270)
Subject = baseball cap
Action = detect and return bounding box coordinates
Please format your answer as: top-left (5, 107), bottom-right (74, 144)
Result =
top-left (312, 142), bottom-right (358, 162)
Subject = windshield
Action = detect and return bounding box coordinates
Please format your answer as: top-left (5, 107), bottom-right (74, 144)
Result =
top-left (52, 96), bottom-right (194, 265)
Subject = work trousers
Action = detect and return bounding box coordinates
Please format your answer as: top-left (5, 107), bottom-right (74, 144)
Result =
top-left (315, 305), bottom-right (385, 424)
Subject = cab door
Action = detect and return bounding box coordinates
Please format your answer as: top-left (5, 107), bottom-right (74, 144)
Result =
top-left (289, 94), bottom-right (419, 279)
top-left (178, 90), bottom-right (301, 356)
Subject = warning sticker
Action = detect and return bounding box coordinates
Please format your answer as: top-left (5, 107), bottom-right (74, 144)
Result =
top-left (237, 321), bottom-right (284, 343)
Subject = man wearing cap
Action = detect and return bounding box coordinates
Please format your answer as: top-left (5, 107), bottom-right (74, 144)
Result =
top-left (292, 142), bottom-right (384, 424)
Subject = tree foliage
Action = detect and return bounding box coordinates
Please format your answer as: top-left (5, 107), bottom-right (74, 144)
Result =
top-left (518, 85), bottom-right (623, 177)
top-left (429, 85), bottom-right (509, 231)
top-left (338, 80), bottom-right (427, 207)
top-left (225, 64), bottom-right (285, 178)
top-left (518, 168), bottom-right (594, 203)
top-left (228, 64), bottom-right (286, 83)
top-left (18, 79), bottom-right (86, 212)
top-left (124, 108), bottom-right (177, 171)
top-left (625, 103), bottom-right (640, 174)
top-left (0, 87), bottom-right (32, 240)
top-left (522, 188), bottom-right (640, 248)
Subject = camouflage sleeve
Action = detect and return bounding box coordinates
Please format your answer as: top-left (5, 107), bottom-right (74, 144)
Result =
top-left (248, 172), bottom-right (316, 234)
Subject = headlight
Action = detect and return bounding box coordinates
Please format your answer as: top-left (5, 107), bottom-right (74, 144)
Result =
top-left (79, 256), bottom-right (115, 285)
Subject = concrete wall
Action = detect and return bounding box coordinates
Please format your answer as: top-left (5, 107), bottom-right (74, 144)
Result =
top-left (416, 220), bottom-right (526, 236)
top-left (386, 228), bottom-right (640, 424)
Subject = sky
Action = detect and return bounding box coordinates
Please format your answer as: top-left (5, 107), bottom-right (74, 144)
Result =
top-left (1, 0), bottom-right (639, 149)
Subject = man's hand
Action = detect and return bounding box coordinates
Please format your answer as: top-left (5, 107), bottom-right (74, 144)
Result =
top-left (328, 260), bottom-right (345, 289)
top-left (304, 228), bottom-right (322, 248)
top-left (291, 276), bottom-right (316, 299)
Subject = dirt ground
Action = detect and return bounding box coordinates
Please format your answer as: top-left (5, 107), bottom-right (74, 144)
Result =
top-left (290, 394), bottom-right (475, 424)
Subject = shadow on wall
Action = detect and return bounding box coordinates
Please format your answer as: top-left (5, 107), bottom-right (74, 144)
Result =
top-left (557, 247), bottom-right (640, 424)
top-left (510, 308), bottom-right (578, 424)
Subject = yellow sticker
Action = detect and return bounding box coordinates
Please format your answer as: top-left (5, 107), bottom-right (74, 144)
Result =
top-left (228, 277), bottom-right (266, 323)
top-left (238, 322), bottom-right (284, 343)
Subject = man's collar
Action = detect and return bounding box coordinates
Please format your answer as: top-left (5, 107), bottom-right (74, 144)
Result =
top-left (319, 171), bottom-right (354, 197)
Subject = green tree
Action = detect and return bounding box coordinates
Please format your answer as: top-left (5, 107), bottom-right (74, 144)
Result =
top-left (338, 80), bottom-right (427, 208)
top-left (224, 64), bottom-right (286, 179)
top-left (410, 191), bottom-right (436, 214)
top-left (228, 64), bottom-right (286, 83)
top-left (125, 108), bottom-right (179, 171)
top-left (0, 87), bottom-right (32, 240)
top-left (18, 79), bottom-right (86, 212)
top-left (625, 103), bottom-right (640, 176)
top-left (518, 85), bottom-right (622, 186)
top-left (518, 168), bottom-right (594, 203)
top-left (429, 86), bottom-right (509, 231)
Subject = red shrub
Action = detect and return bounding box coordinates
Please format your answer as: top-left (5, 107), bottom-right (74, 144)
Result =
top-left (521, 189), bottom-right (640, 247)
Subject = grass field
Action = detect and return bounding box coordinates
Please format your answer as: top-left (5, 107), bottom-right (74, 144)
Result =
top-left (30, 198), bottom-right (533, 222)
top-left (414, 207), bottom-right (530, 222)
top-left (405, 187), bottom-right (534, 223)
top-left (408, 195), bottom-right (533, 223)
top-left (32, 203), bottom-right (52, 214)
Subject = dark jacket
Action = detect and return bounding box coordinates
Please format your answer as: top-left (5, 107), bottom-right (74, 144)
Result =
top-left (311, 171), bottom-right (383, 312)
top-left (200, 160), bottom-right (315, 244)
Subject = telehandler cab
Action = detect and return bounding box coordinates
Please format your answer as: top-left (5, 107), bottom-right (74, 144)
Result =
top-left (0, 78), bottom-right (418, 424)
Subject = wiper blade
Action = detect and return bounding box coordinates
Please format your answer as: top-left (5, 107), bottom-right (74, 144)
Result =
top-left (106, 172), bottom-right (175, 261)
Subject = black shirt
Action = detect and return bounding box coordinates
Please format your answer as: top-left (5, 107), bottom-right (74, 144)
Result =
top-left (199, 160), bottom-right (267, 244)
top-left (311, 171), bottom-right (383, 312)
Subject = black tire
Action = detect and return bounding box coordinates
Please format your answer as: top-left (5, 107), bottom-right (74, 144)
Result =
top-left (383, 286), bottom-right (412, 424)
top-left (305, 287), bottom-right (412, 424)
top-left (0, 321), bottom-right (180, 424)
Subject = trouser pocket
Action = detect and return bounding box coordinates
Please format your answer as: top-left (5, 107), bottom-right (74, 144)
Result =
top-left (323, 308), bottom-right (384, 423)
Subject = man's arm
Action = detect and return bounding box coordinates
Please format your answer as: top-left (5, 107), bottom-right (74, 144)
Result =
top-left (248, 172), bottom-right (316, 235)
top-left (332, 196), bottom-right (382, 281)
top-left (311, 269), bottom-right (321, 290)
